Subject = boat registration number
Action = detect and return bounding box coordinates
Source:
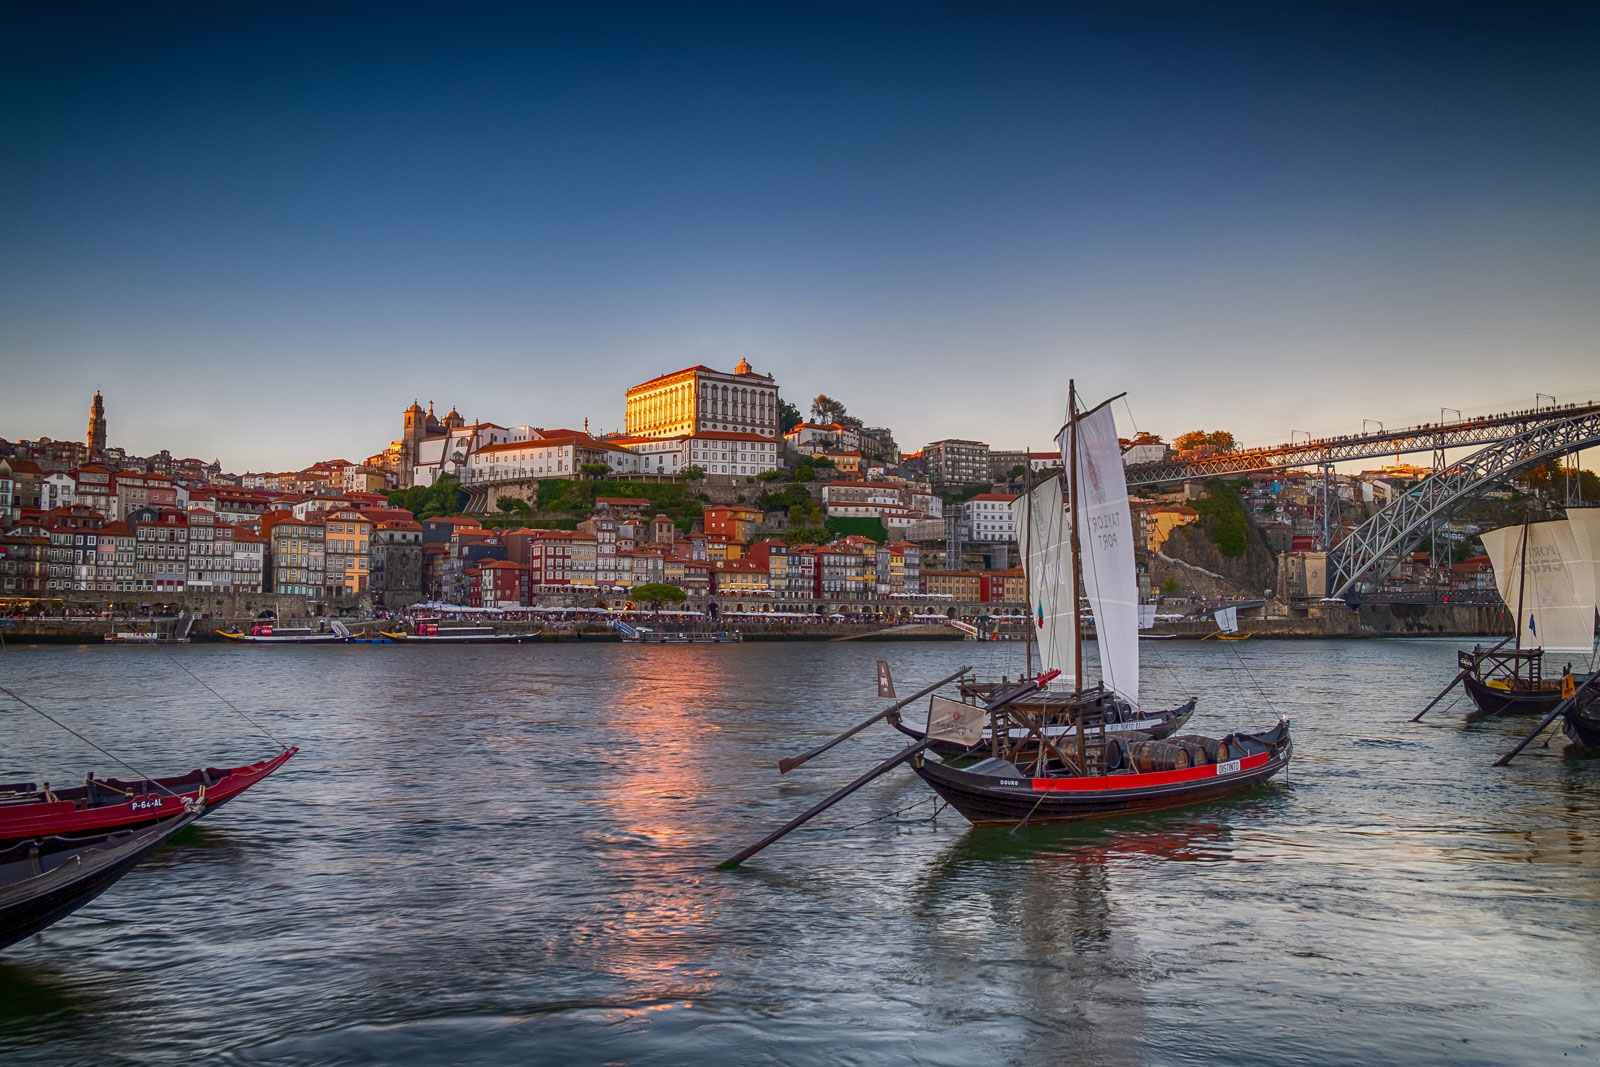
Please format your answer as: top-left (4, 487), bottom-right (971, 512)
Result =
top-left (130, 798), bottom-right (166, 811)
top-left (1215, 759), bottom-right (1241, 776)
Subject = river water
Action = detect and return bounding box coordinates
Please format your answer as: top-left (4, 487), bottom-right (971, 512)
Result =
top-left (1, 638), bottom-right (1597, 1066)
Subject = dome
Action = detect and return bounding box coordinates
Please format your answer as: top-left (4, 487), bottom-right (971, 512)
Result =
top-left (733, 357), bottom-right (753, 375)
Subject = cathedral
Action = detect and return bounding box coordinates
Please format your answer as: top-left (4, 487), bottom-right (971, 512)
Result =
top-left (396, 401), bottom-right (465, 487)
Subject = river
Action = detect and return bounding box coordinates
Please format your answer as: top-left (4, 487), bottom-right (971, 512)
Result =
top-left (1, 638), bottom-right (1597, 1065)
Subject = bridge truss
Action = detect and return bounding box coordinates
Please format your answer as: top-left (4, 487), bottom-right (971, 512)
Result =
top-left (1326, 410), bottom-right (1600, 597)
top-left (1124, 401), bottom-right (1600, 487)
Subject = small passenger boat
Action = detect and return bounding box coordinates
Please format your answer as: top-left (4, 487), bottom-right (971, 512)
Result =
top-left (1, 809), bottom-right (199, 951)
top-left (216, 621), bottom-right (351, 644)
top-left (379, 620), bottom-right (533, 643)
top-left (0, 748), bottom-right (297, 848)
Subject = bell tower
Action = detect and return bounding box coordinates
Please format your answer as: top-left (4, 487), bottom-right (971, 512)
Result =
top-left (400, 400), bottom-right (426, 488)
top-left (87, 391), bottom-right (107, 455)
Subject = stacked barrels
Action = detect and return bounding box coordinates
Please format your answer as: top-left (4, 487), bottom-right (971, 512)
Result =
top-left (1124, 735), bottom-right (1230, 772)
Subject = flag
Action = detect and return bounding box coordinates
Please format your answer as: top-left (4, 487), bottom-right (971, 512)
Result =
top-left (927, 695), bottom-right (985, 747)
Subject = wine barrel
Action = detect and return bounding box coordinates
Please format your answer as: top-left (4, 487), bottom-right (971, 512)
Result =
top-left (1125, 739), bottom-right (1192, 772)
top-left (1172, 735), bottom-right (1229, 765)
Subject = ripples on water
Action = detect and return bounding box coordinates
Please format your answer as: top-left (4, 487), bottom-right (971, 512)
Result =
top-left (1, 639), bottom-right (1596, 1065)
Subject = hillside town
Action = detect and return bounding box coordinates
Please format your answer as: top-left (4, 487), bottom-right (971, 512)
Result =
top-left (1, 367), bottom-right (1587, 616)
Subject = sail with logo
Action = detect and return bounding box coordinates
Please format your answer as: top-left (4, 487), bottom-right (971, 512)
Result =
top-left (1058, 400), bottom-right (1141, 708)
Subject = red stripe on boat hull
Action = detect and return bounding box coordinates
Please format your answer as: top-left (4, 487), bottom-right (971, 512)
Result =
top-left (1029, 752), bottom-right (1270, 792)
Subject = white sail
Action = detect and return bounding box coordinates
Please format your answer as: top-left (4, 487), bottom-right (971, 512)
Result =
top-left (1059, 403), bottom-right (1140, 707)
top-left (1214, 606), bottom-right (1239, 634)
top-left (1011, 474), bottom-right (1076, 688)
top-left (1481, 520), bottom-right (1596, 655)
top-left (1566, 509), bottom-right (1600, 631)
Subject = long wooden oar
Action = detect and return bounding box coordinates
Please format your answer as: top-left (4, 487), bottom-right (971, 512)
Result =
top-left (1493, 671), bottom-right (1600, 767)
top-left (721, 674), bottom-right (1051, 868)
top-left (777, 665), bottom-right (971, 774)
top-left (1412, 635), bottom-right (1512, 722)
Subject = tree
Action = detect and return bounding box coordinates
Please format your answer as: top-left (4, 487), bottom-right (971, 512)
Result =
top-left (757, 468), bottom-right (785, 482)
top-left (808, 454), bottom-right (836, 469)
top-left (580, 462), bottom-right (611, 479)
top-left (778, 397), bottom-right (802, 433)
top-left (793, 463), bottom-right (816, 482)
top-left (1174, 430), bottom-right (1236, 453)
top-left (631, 583), bottom-right (687, 611)
top-left (495, 495), bottom-right (530, 515)
top-left (782, 526), bottom-right (830, 545)
top-left (789, 500), bottom-right (823, 527)
top-left (683, 465), bottom-right (707, 481)
top-left (811, 394), bottom-right (847, 424)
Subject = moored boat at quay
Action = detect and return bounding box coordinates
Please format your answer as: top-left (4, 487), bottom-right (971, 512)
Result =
top-left (216, 621), bottom-right (352, 644)
top-left (378, 619), bottom-right (534, 643)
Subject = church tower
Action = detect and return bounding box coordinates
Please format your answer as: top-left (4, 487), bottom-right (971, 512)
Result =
top-left (87, 391), bottom-right (107, 455)
top-left (400, 400), bottom-right (427, 488)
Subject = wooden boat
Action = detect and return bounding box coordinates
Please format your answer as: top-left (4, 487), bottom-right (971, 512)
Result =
top-left (1562, 693), bottom-right (1600, 749)
top-left (615, 621), bottom-right (741, 643)
top-left (378, 620), bottom-right (533, 643)
top-left (1460, 514), bottom-right (1598, 714)
top-left (216, 621), bottom-right (350, 644)
top-left (1, 809), bottom-right (199, 951)
top-left (910, 717), bottom-right (1292, 825)
top-left (907, 384), bottom-right (1290, 827)
top-left (0, 748), bottom-right (297, 848)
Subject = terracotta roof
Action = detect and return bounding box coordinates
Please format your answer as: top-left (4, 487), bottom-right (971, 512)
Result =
top-left (967, 493), bottom-right (1017, 502)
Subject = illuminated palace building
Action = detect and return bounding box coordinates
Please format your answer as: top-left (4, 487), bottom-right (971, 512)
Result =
top-left (624, 358), bottom-right (779, 441)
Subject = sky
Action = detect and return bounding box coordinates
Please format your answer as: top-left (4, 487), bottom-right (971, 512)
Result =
top-left (2, 2), bottom-right (1597, 472)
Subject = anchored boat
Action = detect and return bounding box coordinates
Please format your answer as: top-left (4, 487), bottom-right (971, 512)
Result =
top-left (1457, 512), bottom-right (1598, 715)
top-left (905, 383), bottom-right (1290, 827)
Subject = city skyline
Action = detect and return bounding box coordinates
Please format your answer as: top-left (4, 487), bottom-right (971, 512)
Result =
top-left (5, 4), bottom-right (1598, 471)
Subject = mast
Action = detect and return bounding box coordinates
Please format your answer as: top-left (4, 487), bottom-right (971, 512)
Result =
top-left (1068, 381), bottom-right (1083, 696)
top-left (1023, 444), bottom-right (1033, 677)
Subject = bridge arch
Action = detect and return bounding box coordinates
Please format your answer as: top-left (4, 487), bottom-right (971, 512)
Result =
top-left (1327, 410), bottom-right (1600, 597)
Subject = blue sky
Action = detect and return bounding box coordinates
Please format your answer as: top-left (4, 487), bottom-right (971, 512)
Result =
top-left (3, 3), bottom-right (1596, 471)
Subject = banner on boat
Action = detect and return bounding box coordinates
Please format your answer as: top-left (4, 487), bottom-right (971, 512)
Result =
top-left (1138, 604), bottom-right (1156, 630)
top-left (1214, 606), bottom-right (1239, 634)
top-left (1482, 520), bottom-right (1596, 655)
top-left (1011, 475), bottom-right (1076, 689)
top-left (1059, 404), bottom-right (1139, 707)
top-left (927, 695), bottom-right (985, 747)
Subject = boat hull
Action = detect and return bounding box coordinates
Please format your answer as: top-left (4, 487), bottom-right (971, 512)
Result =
top-left (215, 631), bottom-right (347, 643)
top-left (0, 812), bottom-right (198, 951)
top-left (0, 748), bottom-right (297, 848)
top-left (910, 721), bottom-right (1291, 827)
top-left (1462, 673), bottom-right (1567, 716)
top-left (1562, 700), bottom-right (1600, 749)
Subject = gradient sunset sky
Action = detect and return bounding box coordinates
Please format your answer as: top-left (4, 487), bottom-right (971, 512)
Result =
top-left (3, 3), bottom-right (1596, 471)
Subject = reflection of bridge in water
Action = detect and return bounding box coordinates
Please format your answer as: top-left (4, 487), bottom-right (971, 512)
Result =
top-left (1126, 400), bottom-right (1600, 598)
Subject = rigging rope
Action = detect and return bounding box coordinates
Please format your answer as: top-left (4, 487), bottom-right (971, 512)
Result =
top-left (0, 684), bottom-right (187, 800)
top-left (163, 653), bottom-right (289, 751)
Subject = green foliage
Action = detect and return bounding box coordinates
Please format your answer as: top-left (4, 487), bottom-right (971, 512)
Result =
top-left (788, 500), bottom-right (823, 527)
top-left (1161, 577), bottom-right (1180, 593)
top-left (783, 526), bottom-right (830, 545)
top-left (579, 462), bottom-right (612, 479)
top-left (808, 454), bottom-right (836, 469)
top-left (1006, 465), bottom-right (1027, 481)
top-left (496, 495), bottom-right (532, 515)
top-left (778, 397), bottom-right (802, 433)
top-left (390, 475), bottom-right (465, 521)
top-left (942, 483), bottom-right (989, 505)
top-left (533, 478), bottom-right (703, 528)
top-left (683, 465), bottom-right (707, 481)
top-left (757, 468), bottom-right (785, 482)
top-left (825, 516), bottom-right (887, 543)
top-left (793, 464), bottom-right (816, 482)
top-left (631, 583), bottom-right (687, 608)
top-left (811, 394), bottom-right (847, 424)
top-left (1192, 479), bottom-right (1249, 557)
